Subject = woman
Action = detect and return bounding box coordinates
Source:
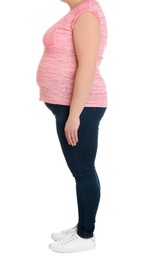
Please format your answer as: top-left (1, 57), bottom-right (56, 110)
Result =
top-left (36, 0), bottom-right (108, 253)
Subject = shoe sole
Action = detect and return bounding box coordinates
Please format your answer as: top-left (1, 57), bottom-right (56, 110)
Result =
top-left (49, 243), bottom-right (96, 253)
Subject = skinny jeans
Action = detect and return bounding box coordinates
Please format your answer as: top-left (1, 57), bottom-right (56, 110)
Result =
top-left (44, 103), bottom-right (106, 238)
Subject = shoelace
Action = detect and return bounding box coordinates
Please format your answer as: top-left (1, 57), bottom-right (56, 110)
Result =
top-left (61, 226), bottom-right (76, 235)
top-left (61, 229), bottom-right (74, 235)
top-left (60, 231), bottom-right (78, 245)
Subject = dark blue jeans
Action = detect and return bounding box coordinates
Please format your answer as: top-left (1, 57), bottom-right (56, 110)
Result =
top-left (44, 103), bottom-right (106, 238)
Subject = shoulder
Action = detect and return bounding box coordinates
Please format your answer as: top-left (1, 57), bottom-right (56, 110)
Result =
top-left (72, 11), bottom-right (101, 43)
top-left (70, 0), bottom-right (102, 28)
top-left (73, 11), bottom-right (100, 30)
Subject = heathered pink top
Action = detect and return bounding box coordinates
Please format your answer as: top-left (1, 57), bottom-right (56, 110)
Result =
top-left (36, 0), bottom-right (108, 107)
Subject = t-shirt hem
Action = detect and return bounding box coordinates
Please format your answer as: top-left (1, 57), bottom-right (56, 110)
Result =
top-left (39, 98), bottom-right (107, 108)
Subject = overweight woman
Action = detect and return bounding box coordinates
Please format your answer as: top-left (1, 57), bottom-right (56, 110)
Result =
top-left (36, 0), bottom-right (108, 253)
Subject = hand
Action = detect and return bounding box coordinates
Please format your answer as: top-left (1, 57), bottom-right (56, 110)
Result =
top-left (64, 116), bottom-right (80, 146)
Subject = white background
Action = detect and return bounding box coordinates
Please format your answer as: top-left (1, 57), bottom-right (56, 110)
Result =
top-left (0, 0), bottom-right (149, 259)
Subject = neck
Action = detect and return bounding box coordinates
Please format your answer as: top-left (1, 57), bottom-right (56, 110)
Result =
top-left (69, 0), bottom-right (86, 11)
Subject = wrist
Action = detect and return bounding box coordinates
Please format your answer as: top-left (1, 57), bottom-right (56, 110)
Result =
top-left (68, 113), bottom-right (80, 119)
top-left (69, 107), bottom-right (81, 119)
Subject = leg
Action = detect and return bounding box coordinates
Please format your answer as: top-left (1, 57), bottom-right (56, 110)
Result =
top-left (44, 103), bottom-right (106, 238)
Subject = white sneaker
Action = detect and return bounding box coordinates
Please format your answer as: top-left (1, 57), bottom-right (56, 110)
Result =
top-left (49, 230), bottom-right (96, 253)
top-left (51, 226), bottom-right (77, 241)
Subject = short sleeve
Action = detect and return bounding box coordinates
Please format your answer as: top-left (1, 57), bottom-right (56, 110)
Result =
top-left (71, 10), bottom-right (100, 30)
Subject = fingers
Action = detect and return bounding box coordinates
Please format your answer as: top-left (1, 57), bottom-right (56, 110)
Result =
top-left (66, 131), bottom-right (78, 146)
top-left (64, 116), bottom-right (80, 146)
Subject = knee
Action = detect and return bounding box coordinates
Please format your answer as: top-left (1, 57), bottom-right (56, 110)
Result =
top-left (72, 162), bottom-right (96, 182)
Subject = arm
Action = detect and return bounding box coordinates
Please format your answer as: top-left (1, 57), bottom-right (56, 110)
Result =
top-left (65, 12), bottom-right (101, 146)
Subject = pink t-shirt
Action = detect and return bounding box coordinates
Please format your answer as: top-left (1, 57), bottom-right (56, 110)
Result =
top-left (36, 0), bottom-right (108, 107)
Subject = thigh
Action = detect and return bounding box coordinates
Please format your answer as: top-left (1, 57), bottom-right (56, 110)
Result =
top-left (76, 107), bottom-right (106, 166)
top-left (63, 107), bottom-right (106, 177)
top-left (45, 103), bottom-right (106, 176)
